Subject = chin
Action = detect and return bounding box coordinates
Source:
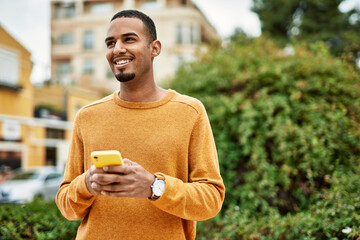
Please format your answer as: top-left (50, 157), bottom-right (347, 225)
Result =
top-left (115, 72), bottom-right (136, 82)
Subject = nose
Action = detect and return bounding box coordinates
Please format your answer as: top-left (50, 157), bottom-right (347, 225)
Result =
top-left (113, 40), bottom-right (126, 54)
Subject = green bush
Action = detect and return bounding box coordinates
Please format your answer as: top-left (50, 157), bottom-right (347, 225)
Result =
top-left (0, 199), bottom-right (80, 240)
top-left (196, 170), bottom-right (360, 239)
top-left (170, 36), bottom-right (360, 238)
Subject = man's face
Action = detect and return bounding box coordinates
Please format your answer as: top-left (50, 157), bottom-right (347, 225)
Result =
top-left (105, 17), bottom-right (157, 83)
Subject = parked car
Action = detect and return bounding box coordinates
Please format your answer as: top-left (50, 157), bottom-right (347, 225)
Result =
top-left (0, 166), bottom-right (63, 204)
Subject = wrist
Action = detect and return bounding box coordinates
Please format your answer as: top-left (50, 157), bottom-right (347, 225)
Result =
top-left (149, 175), bottom-right (165, 200)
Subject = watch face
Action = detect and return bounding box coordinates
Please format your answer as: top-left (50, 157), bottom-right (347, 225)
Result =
top-left (153, 180), bottom-right (165, 196)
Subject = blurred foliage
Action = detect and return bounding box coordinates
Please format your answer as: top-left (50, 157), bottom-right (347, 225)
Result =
top-left (34, 104), bottom-right (66, 120)
top-left (252, 0), bottom-right (360, 66)
top-left (169, 35), bottom-right (360, 238)
top-left (0, 198), bottom-right (80, 240)
top-left (196, 170), bottom-right (360, 239)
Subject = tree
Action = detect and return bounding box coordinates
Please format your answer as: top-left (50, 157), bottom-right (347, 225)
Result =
top-left (252, 0), bottom-right (360, 65)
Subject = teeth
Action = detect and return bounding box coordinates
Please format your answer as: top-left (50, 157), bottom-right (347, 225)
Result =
top-left (115, 59), bottom-right (131, 65)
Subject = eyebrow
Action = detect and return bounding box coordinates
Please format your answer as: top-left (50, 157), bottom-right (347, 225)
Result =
top-left (105, 32), bottom-right (139, 43)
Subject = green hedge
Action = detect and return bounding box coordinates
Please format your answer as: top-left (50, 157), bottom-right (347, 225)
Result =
top-left (169, 36), bottom-right (360, 239)
top-left (196, 170), bottom-right (360, 239)
top-left (0, 199), bottom-right (80, 240)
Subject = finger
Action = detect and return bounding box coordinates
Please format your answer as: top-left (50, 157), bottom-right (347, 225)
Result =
top-left (103, 159), bottom-right (135, 174)
top-left (102, 165), bottom-right (126, 174)
top-left (90, 165), bottom-right (105, 174)
top-left (91, 182), bottom-right (103, 192)
top-left (86, 171), bottom-right (103, 195)
top-left (122, 158), bottom-right (136, 166)
top-left (92, 173), bottom-right (134, 185)
top-left (91, 181), bottom-right (119, 192)
top-left (97, 182), bottom-right (130, 192)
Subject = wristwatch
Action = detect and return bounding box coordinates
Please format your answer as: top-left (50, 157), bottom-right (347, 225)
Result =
top-left (150, 176), bottom-right (165, 200)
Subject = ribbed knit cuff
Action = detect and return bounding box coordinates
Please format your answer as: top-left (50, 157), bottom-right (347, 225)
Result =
top-left (75, 170), bottom-right (95, 198)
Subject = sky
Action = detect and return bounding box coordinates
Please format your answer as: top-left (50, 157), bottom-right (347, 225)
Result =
top-left (0, 0), bottom-right (358, 83)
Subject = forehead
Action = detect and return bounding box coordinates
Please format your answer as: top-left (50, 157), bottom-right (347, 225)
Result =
top-left (106, 17), bottom-right (147, 37)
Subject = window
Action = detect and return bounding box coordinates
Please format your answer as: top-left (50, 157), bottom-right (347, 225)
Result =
top-left (46, 128), bottom-right (65, 139)
top-left (141, 1), bottom-right (161, 10)
top-left (183, 24), bottom-right (191, 44)
top-left (0, 151), bottom-right (21, 170)
top-left (90, 3), bottom-right (113, 14)
top-left (83, 60), bottom-right (94, 74)
top-left (176, 24), bottom-right (183, 44)
top-left (83, 31), bottom-right (94, 49)
top-left (59, 33), bottom-right (74, 45)
top-left (46, 147), bottom-right (56, 166)
top-left (0, 47), bottom-right (19, 86)
top-left (190, 25), bottom-right (200, 44)
top-left (176, 24), bottom-right (192, 45)
top-left (54, 3), bottom-right (75, 19)
top-left (58, 62), bottom-right (72, 74)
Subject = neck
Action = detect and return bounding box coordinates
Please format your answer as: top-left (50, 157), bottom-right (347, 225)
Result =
top-left (119, 79), bottom-right (167, 102)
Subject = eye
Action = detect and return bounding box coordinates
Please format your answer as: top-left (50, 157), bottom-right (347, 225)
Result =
top-left (125, 37), bottom-right (136, 42)
top-left (106, 41), bottom-right (115, 48)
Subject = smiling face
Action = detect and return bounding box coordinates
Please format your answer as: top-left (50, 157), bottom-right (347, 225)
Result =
top-left (105, 17), bottom-right (161, 83)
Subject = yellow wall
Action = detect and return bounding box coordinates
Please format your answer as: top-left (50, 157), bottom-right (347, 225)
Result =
top-left (28, 126), bottom-right (46, 167)
top-left (67, 87), bottom-right (103, 122)
top-left (0, 25), bottom-right (33, 117)
top-left (34, 84), bottom-right (102, 122)
top-left (34, 85), bottom-right (66, 110)
top-left (0, 25), bottom-right (46, 169)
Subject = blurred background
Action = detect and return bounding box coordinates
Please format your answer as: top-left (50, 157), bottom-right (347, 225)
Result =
top-left (0, 0), bottom-right (360, 239)
top-left (0, 0), bottom-right (261, 176)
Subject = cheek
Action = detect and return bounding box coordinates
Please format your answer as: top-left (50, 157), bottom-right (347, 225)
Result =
top-left (106, 52), bottom-right (114, 69)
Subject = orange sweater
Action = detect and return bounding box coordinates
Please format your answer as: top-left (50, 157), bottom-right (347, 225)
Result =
top-left (56, 90), bottom-right (225, 240)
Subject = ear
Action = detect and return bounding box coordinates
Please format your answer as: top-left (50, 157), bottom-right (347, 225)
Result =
top-left (150, 40), bottom-right (161, 58)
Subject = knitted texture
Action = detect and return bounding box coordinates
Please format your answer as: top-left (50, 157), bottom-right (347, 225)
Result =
top-left (56, 90), bottom-right (225, 240)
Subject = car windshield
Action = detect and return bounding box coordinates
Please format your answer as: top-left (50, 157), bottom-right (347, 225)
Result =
top-left (10, 172), bottom-right (40, 180)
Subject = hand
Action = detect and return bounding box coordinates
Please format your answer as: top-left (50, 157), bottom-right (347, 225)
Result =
top-left (85, 165), bottom-right (106, 195)
top-left (86, 158), bottom-right (155, 198)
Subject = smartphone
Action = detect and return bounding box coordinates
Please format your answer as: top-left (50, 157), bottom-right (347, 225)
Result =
top-left (91, 150), bottom-right (123, 168)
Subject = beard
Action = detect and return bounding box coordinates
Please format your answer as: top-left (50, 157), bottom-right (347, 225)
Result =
top-left (115, 71), bottom-right (135, 82)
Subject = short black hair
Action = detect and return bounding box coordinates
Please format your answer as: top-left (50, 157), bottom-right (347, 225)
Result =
top-left (111, 10), bottom-right (157, 42)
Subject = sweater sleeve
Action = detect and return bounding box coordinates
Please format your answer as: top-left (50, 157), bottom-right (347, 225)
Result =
top-left (56, 112), bottom-right (96, 221)
top-left (150, 104), bottom-right (225, 221)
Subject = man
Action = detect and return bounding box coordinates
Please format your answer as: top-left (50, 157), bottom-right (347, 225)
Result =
top-left (56, 10), bottom-right (225, 240)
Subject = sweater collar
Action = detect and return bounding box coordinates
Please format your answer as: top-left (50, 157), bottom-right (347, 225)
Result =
top-left (113, 89), bottom-right (176, 109)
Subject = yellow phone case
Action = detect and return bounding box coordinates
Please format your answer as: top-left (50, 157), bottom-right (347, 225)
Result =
top-left (91, 150), bottom-right (123, 168)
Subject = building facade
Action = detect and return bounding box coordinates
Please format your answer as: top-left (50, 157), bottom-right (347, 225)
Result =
top-left (0, 25), bottom-right (99, 172)
top-left (50, 0), bottom-right (218, 92)
top-left (0, 24), bottom-right (48, 171)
